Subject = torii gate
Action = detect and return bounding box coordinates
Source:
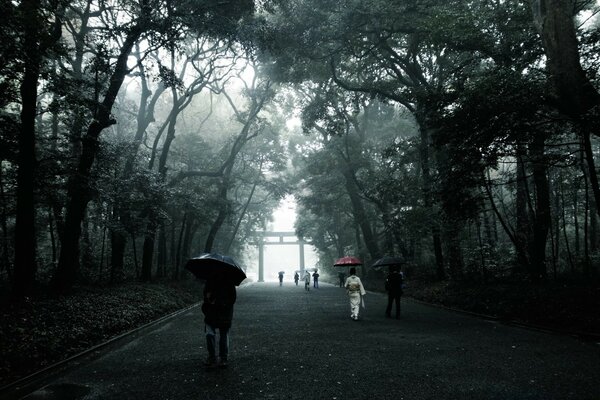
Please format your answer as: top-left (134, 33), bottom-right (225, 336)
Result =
top-left (255, 231), bottom-right (306, 282)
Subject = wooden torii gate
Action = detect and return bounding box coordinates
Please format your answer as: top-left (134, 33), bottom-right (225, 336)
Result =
top-left (256, 231), bottom-right (306, 282)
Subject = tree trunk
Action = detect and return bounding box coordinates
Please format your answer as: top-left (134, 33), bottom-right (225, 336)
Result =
top-left (175, 213), bottom-right (187, 279)
top-left (417, 118), bottom-right (445, 279)
top-left (529, 134), bottom-right (551, 281)
top-left (515, 145), bottom-right (531, 271)
top-left (341, 166), bottom-right (381, 260)
top-left (224, 180), bottom-right (258, 253)
top-left (0, 164), bottom-right (12, 281)
top-left (582, 131), bottom-right (600, 219)
top-left (13, 0), bottom-right (42, 297)
top-left (531, 0), bottom-right (600, 119)
top-left (110, 229), bottom-right (126, 283)
top-left (140, 218), bottom-right (156, 282)
top-left (204, 183), bottom-right (230, 253)
top-left (443, 216), bottom-right (464, 279)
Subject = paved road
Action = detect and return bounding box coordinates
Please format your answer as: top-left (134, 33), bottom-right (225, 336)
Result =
top-left (13, 282), bottom-right (600, 400)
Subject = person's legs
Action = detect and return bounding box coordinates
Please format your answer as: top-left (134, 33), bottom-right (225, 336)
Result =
top-left (386, 294), bottom-right (393, 317)
top-left (395, 295), bottom-right (401, 318)
top-left (205, 324), bottom-right (217, 365)
top-left (218, 327), bottom-right (230, 366)
top-left (349, 294), bottom-right (360, 319)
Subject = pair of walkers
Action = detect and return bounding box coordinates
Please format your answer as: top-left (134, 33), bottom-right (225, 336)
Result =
top-left (344, 266), bottom-right (403, 321)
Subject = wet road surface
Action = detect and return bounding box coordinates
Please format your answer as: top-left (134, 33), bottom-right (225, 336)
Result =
top-left (13, 282), bottom-right (600, 400)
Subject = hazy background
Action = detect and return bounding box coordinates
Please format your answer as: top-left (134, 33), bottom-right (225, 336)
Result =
top-left (244, 195), bottom-right (319, 282)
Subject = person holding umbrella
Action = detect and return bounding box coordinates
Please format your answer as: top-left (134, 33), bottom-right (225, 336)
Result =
top-left (185, 253), bottom-right (246, 369)
top-left (334, 256), bottom-right (362, 288)
top-left (202, 277), bottom-right (236, 368)
top-left (344, 267), bottom-right (366, 320)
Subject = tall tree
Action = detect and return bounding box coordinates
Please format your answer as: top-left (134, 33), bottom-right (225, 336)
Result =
top-left (13, 0), bottom-right (62, 297)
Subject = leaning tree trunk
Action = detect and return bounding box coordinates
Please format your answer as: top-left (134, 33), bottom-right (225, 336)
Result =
top-left (52, 28), bottom-right (141, 293)
top-left (341, 166), bottom-right (381, 261)
top-left (204, 179), bottom-right (230, 253)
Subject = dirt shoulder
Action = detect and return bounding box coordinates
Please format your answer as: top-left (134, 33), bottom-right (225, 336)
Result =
top-left (364, 277), bottom-right (600, 338)
top-left (0, 280), bottom-right (203, 387)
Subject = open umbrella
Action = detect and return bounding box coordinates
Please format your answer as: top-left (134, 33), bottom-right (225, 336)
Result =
top-left (333, 256), bottom-right (363, 266)
top-left (371, 256), bottom-right (405, 269)
top-left (185, 253), bottom-right (247, 286)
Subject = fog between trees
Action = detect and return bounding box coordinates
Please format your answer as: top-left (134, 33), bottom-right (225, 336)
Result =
top-left (2, 0), bottom-right (600, 298)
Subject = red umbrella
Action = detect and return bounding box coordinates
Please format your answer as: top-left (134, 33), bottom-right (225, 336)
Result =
top-left (333, 256), bottom-right (363, 267)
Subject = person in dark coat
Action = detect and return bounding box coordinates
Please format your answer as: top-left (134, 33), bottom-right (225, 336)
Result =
top-left (278, 272), bottom-right (284, 286)
top-left (294, 272), bottom-right (299, 286)
top-left (385, 265), bottom-right (404, 319)
top-left (338, 272), bottom-right (346, 287)
top-left (312, 271), bottom-right (320, 288)
top-left (202, 278), bottom-right (237, 368)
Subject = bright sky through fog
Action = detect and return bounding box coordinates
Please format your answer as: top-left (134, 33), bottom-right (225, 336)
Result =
top-left (245, 195), bottom-right (319, 282)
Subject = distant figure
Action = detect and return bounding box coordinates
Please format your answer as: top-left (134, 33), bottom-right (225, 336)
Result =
top-left (385, 265), bottom-right (404, 319)
top-left (313, 271), bottom-right (320, 288)
top-left (278, 272), bottom-right (284, 286)
top-left (344, 267), bottom-right (366, 321)
top-left (202, 278), bottom-right (237, 368)
top-left (338, 272), bottom-right (346, 287)
top-left (294, 272), bottom-right (299, 286)
top-left (304, 271), bottom-right (310, 291)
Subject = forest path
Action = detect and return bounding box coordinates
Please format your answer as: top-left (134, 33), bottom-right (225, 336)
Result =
top-left (15, 282), bottom-right (600, 400)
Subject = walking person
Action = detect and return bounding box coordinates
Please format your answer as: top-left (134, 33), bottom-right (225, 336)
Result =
top-left (202, 277), bottom-right (237, 368)
top-left (304, 271), bottom-right (310, 291)
top-left (385, 265), bottom-right (404, 319)
top-left (313, 271), bottom-right (320, 288)
top-left (344, 267), bottom-right (366, 320)
top-left (278, 271), bottom-right (284, 286)
top-left (294, 271), bottom-right (299, 286)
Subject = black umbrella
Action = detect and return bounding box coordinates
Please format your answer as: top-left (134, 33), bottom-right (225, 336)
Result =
top-left (371, 256), bottom-right (405, 269)
top-left (185, 253), bottom-right (247, 286)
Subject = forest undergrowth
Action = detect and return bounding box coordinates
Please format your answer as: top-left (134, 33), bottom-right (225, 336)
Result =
top-left (365, 276), bottom-right (600, 338)
top-left (0, 280), bottom-right (203, 388)
top-left (2, 277), bottom-right (599, 388)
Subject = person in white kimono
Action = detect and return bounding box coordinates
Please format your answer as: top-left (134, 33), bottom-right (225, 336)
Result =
top-left (344, 267), bottom-right (366, 320)
top-left (304, 271), bottom-right (311, 291)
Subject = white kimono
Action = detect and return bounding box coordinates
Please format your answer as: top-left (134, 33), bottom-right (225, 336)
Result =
top-left (344, 275), bottom-right (366, 319)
